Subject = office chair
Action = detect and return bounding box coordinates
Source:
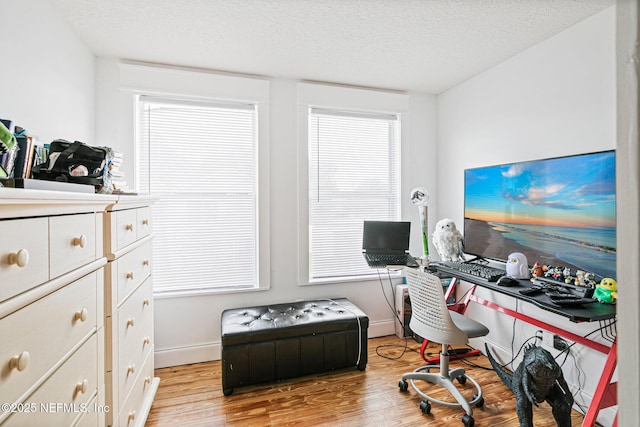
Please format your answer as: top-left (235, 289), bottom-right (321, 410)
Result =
top-left (399, 268), bottom-right (489, 427)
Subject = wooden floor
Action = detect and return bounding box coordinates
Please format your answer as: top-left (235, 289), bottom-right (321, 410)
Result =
top-left (146, 335), bottom-right (586, 426)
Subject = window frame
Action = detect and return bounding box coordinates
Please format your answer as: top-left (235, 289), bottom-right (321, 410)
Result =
top-left (297, 82), bottom-right (409, 285)
top-left (119, 62), bottom-right (271, 296)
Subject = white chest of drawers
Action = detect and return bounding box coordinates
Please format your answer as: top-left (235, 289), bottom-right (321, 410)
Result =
top-left (0, 188), bottom-right (118, 427)
top-left (103, 197), bottom-right (158, 427)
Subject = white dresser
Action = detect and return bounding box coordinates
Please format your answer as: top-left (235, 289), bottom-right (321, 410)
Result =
top-left (0, 188), bottom-right (117, 426)
top-left (103, 197), bottom-right (159, 427)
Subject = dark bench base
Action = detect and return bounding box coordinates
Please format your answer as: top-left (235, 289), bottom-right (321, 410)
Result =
top-left (221, 298), bottom-right (369, 395)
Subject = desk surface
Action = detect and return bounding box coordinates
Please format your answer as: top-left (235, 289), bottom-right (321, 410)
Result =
top-left (430, 266), bottom-right (617, 323)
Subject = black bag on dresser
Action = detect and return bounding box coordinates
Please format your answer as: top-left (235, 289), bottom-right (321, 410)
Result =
top-left (32, 139), bottom-right (110, 190)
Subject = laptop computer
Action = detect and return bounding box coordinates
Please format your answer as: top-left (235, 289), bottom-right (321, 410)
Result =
top-left (362, 221), bottom-right (420, 268)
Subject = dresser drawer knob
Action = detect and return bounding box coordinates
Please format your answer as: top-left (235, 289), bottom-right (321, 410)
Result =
top-left (74, 308), bottom-right (88, 322)
top-left (144, 376), bottom-right (151, 386)
top-left (127, 318), bottom-right (135, 327)
top-left (8, 249), bottom-right (29, 268)
top-left (126, 272), bottom-right (134, 280)
top-left (128, 410), bottom-right (136, 423)
top-left (125, 224), bottom-right (134, 231)
top-left (143, 298), bottom-right (150, 306)
top-left (142, 259), bottom-right (150, 266)
top-left (127, 364), bottom-right (135, 375)
top-left (75, 379), bottom-right (89, 395)
top-left (72, 235), bottom-right (87, 248)
top-left (9, 351), bottom-right (30, 372)
top-left (142, 219), bottom-right (149, 225)
top-left (143, 337), bottom-right (151, 346)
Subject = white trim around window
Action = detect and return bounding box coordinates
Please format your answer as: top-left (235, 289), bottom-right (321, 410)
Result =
top-left (297, 82), bottom-right (409, 285)
top-left (119, 62), bottom-right (271, 295)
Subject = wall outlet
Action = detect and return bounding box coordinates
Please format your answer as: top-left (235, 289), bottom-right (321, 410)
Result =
top-left (541, 331), bottom-right (554, 348)
top-left (553, 335), bottom-right (569, 351)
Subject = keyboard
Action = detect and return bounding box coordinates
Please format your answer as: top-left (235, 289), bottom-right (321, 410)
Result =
top-left (433, 261), bottom-right (505, 282)
top-left (364, 253), bottom-right (419, 268)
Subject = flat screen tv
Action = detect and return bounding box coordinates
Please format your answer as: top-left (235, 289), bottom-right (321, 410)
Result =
top-left (464, 150), bottom-right (616, 281)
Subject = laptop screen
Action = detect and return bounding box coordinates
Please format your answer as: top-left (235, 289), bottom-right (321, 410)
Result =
top-left (362, 221), bottom-right (411, 251)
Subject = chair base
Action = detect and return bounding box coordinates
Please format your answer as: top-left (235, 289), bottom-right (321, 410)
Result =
top-left (399, 347), bottom-right (484, 424)
top-left (401, 365), bottom-right (483, 414)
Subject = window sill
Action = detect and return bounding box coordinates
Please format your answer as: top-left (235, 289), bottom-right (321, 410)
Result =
top-left (153, 284), bottom-right (269, 299)
top-left (302, 269), bottom-right (405, 286)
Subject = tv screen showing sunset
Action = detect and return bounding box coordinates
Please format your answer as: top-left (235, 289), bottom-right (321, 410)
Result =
top-left (464, 150), bottom-right (616, 280)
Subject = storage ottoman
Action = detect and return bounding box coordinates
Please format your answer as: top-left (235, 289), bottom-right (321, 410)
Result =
top-left (221, 298), bottom-right (369, 395)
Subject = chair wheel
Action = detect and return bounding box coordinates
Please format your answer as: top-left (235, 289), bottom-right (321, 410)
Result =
top-left (419, 400), bottom-right (431, 414)
top-left (462, 414), bottom-right (475, 427)
top-left (473, 394), bottom-right (484, 407)
top-left (456, 375), bottom-right (467, 385)
top-left (398, 380), bottom-right (409, 392)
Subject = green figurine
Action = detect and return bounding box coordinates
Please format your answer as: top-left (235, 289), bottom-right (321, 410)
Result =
top-left (593, 278), bottom-right (617, 304)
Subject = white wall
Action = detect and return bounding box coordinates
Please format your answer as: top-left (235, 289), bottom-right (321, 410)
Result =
top-left (437, 7), bottom-right (616, 426)
top-left (142, 76), bottom-right (439, 367)
top-left (93, 60), bottom-right (438, 367)
top-left (615, 1), bottom-right (640, 426)
top-left (0, 0), bottom-right (95, 145)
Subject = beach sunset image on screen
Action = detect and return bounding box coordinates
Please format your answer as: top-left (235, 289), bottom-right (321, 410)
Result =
top-left (463, 150), bottom-right (616, 280)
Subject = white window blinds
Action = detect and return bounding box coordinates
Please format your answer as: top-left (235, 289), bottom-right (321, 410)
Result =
top-left (137, 95), bottom-right (259, 293)
top-left (308, 108), bottom-right (401, 280)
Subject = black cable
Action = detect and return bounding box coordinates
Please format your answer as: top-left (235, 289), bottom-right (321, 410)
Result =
top-left (374, 268), bottom-right (427, 361)
top-left (492, 335), bottom-right (540, 370)
top-left (510, 299), bottom-right (519, 368)
top-left (451, 347), bottom-right (494, 371)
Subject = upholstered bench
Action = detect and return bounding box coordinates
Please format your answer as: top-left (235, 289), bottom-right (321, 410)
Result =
top-left (221, 298), bottom-right (369, 395)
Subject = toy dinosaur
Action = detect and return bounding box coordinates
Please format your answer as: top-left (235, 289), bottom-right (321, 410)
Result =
top-left (485, 343), bottom-right (573, 427)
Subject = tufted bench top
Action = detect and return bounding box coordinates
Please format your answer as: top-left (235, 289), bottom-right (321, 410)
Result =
top-left (221, 298), bottom-right (368, 346)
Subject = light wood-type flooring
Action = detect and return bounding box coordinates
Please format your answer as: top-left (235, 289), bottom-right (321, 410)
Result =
top-left (146, 335), bottom-right (588, 426)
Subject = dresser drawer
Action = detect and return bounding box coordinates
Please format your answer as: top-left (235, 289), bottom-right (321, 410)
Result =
top-left (115, 241), bottom-right (152, 306)
top-left (0, 272), bottom-right (98, 406)
top-left (4, 334), bottom-right (98, 427)
top-left (136, 207), bottom-right (152, 240)
top-left (118, 349), bottom-right (155, 427)
top-left (50, 213), bottom-right (97, 279)
top-left (0, 217), bottom-right (49, 303)
top-left (113, 209), bottom-right (138, 252)
top-left (118, 278), bottom-right (153, 360)
top-left (71, 395), bottom-right (99, 427)
top-left (117, 313), bottom-right (153, 408)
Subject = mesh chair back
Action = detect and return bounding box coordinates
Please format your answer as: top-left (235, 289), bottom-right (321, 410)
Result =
top-left (404, 268), bottom-right (469, 345)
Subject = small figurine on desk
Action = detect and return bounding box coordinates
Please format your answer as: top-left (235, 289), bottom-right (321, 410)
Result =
top-left (593, 278), bottom-right (617, 304)
top-left (506, 252), bottom-right (530, 279)
top-left (432, 218), bottom-right (465, 262)
top-left (584, 272), bottom-right (598, 288)
top-left (530, 262), bottom-right (544, 279)
top-left (574, 270), bottom-right (586, 287)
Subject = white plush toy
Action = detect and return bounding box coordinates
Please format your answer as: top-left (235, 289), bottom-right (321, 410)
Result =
top-left (432, 218), bottom-right (465, 262)
top-left (506, 252), bottom-right (531, 279)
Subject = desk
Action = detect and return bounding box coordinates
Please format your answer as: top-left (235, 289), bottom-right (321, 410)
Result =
top-left (430, 266), bottom-right (618, 427)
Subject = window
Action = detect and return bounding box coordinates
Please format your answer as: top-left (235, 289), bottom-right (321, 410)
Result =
top-left (305, 102), bottom-right (403, 281)
top-left (121, 63), bottom-right (270, 295)
top-left (297, 83), bottom-right (408, 284)
top-left (136, 96), bottom-right (259, 294)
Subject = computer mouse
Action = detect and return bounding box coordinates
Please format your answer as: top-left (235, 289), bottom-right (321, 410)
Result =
top-left (497, 276), bottom-right (519, 287)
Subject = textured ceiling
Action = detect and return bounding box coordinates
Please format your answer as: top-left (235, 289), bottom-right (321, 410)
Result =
top-left (48, 0), bottom-right (613, 94)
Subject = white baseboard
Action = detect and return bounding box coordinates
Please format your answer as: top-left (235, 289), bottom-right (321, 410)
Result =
top-left (367, 319), bottom-right (396, 338)
top-left (154, 342), bottom-right (221, 369)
